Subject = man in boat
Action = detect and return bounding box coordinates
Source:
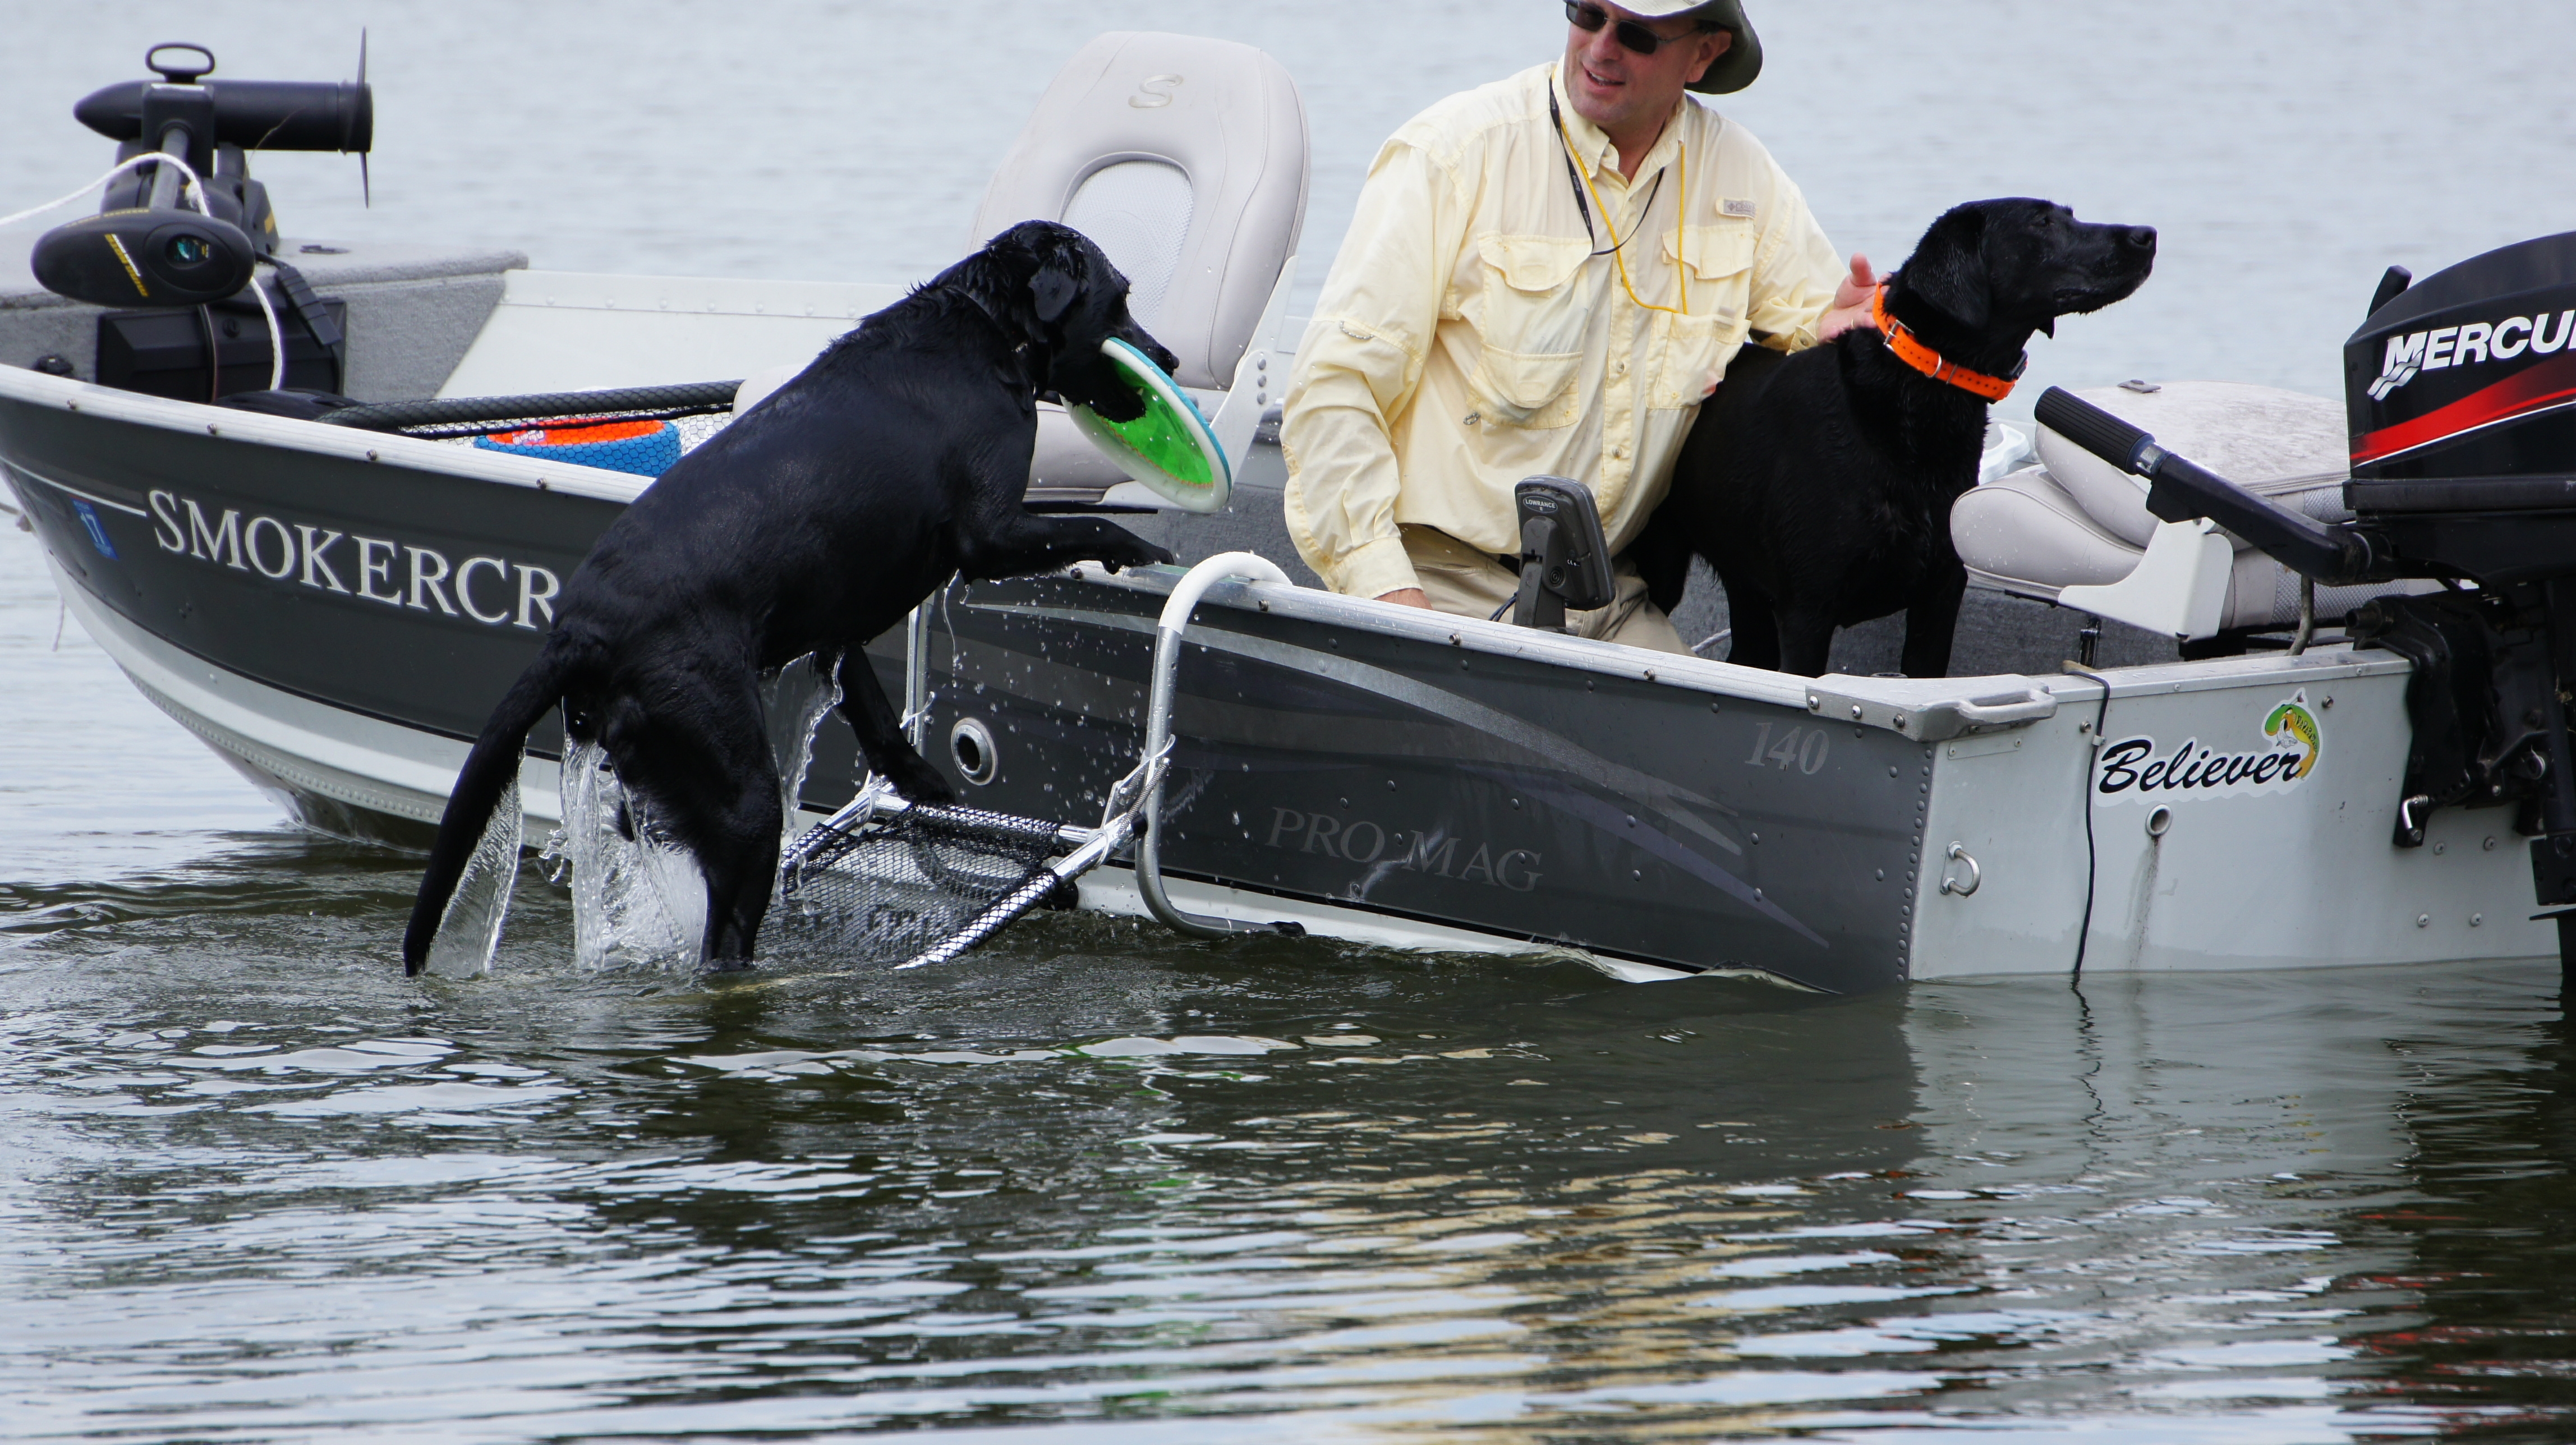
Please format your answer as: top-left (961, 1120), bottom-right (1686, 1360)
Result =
top-left (1280, 0), bottom-right (1878, 651)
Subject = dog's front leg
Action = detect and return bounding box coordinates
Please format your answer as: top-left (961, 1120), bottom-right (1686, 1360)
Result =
top-left (954, 514), bottom-right (1174, 581)
top-left (1774, 604), bottom-right (1840, 678)
top-left (1899, 565), bottom-right (1968, 679)
top-left (834, 650), bottom-right (955, 803)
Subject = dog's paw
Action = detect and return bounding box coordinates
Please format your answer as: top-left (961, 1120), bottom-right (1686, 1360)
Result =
top-left (888, 754), bottom-right (958, 806)
top-left (1099, 541), bottom-right (1177, 574)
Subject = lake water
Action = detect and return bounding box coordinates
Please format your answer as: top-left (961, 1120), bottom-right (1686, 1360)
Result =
top-left (8, 3), bottom-right (2576, 1439)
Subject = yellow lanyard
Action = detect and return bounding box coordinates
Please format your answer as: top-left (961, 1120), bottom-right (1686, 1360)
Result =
top-left (1551, 71), bottom-right (1687, 317)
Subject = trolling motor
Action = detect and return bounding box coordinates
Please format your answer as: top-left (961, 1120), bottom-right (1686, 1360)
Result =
top-left (29, 43), bottom-right (370, 395)
top-left (2036, 227), bottom-right (2576, 976)
top-left (1511, 476), bottom-right (1616, 632)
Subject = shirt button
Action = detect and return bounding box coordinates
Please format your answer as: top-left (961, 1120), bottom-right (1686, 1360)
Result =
top-left (1612, 445), bottom-right (1629, 460)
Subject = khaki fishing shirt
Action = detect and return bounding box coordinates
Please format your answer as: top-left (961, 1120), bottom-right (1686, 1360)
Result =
top-left (1281, 63), bottom-right (1846, 601)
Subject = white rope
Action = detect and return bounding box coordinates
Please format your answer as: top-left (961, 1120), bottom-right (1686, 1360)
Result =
top-left (4, 150), bottom-right (287, 392)
top-left (0, 152), bottom-right (204, 230)
top-left (246, 260), bottom-right (286, 391)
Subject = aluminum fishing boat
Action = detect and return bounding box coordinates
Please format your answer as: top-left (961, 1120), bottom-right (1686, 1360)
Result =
top-left (6, 36), bottom-right (2571, 991)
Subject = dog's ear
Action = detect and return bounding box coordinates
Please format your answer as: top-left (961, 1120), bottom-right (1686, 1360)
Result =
top-left (1032, 268), bottom-right (1079, 325)
top-left (1902, 206), bottom-right (1992, 332)
top-left (1030, 242), bottom-right (1082, 325)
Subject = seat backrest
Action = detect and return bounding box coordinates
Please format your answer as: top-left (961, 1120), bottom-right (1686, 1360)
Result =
top-left (972, 32), bottom-right (1308, 392)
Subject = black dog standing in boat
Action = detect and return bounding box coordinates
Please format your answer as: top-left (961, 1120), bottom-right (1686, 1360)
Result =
top-left (1638, 199), bottom-right (2156, 677)
top-left (403, 220), bottom-right (1177, 974)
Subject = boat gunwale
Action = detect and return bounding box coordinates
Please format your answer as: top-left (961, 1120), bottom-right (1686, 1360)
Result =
top-left (0, 361), bottom-right (656, 506)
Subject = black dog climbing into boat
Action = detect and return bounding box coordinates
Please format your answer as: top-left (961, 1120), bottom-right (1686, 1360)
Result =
top-left (1637, 199), bottom-right (2156, 677)
top-left (403, 220), bottom-right (1177, 974)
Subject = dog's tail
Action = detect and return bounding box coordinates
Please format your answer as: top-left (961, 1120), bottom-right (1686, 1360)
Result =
top-left (402, 643), bottom-right (577, 974)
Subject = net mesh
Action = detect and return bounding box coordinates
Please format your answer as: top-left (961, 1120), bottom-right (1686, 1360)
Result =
top-left (776, 804), bottom-right (1073, 963)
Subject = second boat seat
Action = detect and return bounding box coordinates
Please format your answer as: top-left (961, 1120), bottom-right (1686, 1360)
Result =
top-left (971, 32), bottom-right (1310, 507)
top-left (1952, 380), bottom-right (2431, 631)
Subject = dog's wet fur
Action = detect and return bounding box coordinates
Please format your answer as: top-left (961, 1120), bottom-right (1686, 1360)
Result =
top-left (403, 220), bottom-right (1176, 974)
top-left (1637, 199), bottom-right (2156, 678)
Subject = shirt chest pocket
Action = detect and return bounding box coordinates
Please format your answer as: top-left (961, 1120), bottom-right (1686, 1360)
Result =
top-left (1650, 224), bottom-right (1756, 410)
top-left (1468, 234), bottom-right (1593, 429)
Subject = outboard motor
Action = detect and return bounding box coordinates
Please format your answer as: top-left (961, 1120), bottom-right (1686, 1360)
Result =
top-left (29, 43), bottom-right (370, 397)
top-left (2036, 229), bottom-right (2576, 977)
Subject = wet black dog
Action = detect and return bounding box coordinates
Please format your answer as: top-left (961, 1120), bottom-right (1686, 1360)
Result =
top-left (1637, 199), bottom-right (2155, 677)
top-left (403, 220), bottom-right (1176, 973)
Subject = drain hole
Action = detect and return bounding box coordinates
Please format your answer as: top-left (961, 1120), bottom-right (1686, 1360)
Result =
top-left (949, 717), bottom-right (999, 786)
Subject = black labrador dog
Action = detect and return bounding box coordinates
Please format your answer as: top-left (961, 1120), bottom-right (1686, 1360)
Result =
top-left (1637, 199), bottom-right (2156, 677)
top-left (403, 220), bottom-right (1176, 974)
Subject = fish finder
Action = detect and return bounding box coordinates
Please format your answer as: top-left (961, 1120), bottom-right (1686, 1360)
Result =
top-left (1511, 476), bottom-right (1615, 632)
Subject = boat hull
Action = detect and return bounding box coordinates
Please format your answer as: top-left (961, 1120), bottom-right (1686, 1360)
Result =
top-left (3, 365), bottom-right (2557, 987)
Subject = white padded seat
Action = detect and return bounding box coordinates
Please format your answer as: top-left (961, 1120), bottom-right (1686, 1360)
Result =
top-left (972, 32), bottom-right (1310, 501)
top-left (1954, 382), bottom-right (2431, 631)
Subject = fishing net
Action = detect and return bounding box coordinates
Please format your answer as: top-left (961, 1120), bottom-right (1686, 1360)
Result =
top-left (774, 801), bottom-right (1077, 967)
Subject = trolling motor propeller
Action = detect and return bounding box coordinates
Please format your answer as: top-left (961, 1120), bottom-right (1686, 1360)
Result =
top-left (29, 40), bottom-right (372, 310)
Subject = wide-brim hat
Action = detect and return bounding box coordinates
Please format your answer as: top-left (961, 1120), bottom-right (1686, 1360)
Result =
top-left (1614, 0), bottom-right (1763, 94)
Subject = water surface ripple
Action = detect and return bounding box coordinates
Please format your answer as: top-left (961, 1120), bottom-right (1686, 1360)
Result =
top-left (8, 2), bottom-right (2576, 1438)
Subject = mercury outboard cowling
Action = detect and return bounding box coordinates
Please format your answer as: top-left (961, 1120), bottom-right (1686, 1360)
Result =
top-left (2034, 229), bottom-right (2576, 981)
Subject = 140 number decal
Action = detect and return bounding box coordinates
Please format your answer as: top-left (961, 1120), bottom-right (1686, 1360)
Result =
top-left (1746, 721), bottom-right (1830, 775)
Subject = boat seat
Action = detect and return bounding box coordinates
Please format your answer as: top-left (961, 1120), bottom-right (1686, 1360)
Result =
top-left (1952, 380), bottom-right (2430, 630)
top-left (971, 32), bottom-right (1310, 506)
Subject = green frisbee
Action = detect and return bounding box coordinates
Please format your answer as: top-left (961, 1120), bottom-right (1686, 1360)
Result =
top-left (1068, 337), bottom-right (1232, 514)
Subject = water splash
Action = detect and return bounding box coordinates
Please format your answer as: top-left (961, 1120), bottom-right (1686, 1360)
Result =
top-left (417, 756), bottom-right (523, 978)
top-left (763, 650), bottom-right (843, 851)
top-left (558, 734), bottom-right (704, 971)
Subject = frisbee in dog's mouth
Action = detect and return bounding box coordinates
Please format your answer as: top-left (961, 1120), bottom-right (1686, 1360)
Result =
top-left (1068, 338), bottom-right (1232, 514)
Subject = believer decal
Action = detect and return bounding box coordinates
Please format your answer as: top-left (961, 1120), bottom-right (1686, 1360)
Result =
top-left (2094, 690), bottom-right (2324, 806)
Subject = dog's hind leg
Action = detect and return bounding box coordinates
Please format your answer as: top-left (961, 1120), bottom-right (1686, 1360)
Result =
top-left (607, 674), bottom-right (785, 969)
top-left (1899, 565), bottom-right (1968, 679)
top-left (834, 650), bottom-right (955, 804)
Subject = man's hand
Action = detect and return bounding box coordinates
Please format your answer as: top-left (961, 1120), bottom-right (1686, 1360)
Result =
top-left (1376, 588), bottom-right (1432, 609)
top-left (1816, 253), bottom-right (1880, 342)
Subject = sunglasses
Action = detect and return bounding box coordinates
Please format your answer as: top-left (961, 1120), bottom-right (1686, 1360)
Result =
top-left (1564, 1), bottom-right (1710, 57)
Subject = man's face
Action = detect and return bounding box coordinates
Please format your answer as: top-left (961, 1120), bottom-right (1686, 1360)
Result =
top-left (1562, 3), bottom-right (1729, 142)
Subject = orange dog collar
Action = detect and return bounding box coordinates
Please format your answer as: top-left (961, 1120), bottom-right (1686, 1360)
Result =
top-left (1871, 287), bottom-right (2023, 402)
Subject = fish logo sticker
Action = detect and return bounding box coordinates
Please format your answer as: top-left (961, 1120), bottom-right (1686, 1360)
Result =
top-left (2094, 689), bottom-right (2324, 806)
top-left (2262, 692), bottom-right (2322, 780)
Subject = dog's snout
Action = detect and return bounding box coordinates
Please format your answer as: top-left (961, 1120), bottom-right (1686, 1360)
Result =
top-left (2122, 226), bottom-right (2158, 254)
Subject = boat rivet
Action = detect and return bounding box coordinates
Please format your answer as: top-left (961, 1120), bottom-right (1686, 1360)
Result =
top-left (1807, 696), bottom-right (1820, 711)
top-left (1750, 832), bottom-right (1760, 844)
top-left (1889, 766), bottom-right (1898, 777)
top-left (206, 423), bottom-right (218, 435)
top-left (1644, 669), bottom-right (1656, 682)
top-left (1753, 887), bottom-right (1763, 900)
top-left (1852, 705), bottom-right (1864, 719)
top-left (1894, 713), bottom-right (1906, 728)
top-left (366, 449), bottom-right (379, 461)
top-left (2417, 913), bottom-right (2431, 928)
top-left (2471, 913), bottom-right (2484, 927)
top-left (2485, 836), bottom-right (2498, 850)
top-left (1634, 869), bottom-right (1643, 880)
top-left (1387, 779), bottom-right (1396, 790)
top-left (1451, 633), bottom-right (1462, 645)
top-left (1875, 868), bottom-right (1885, 880)
top-left (1258, 600), bottom-right (1270, 611)
top-left (2434, 842), bottom-right (2446, 854)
